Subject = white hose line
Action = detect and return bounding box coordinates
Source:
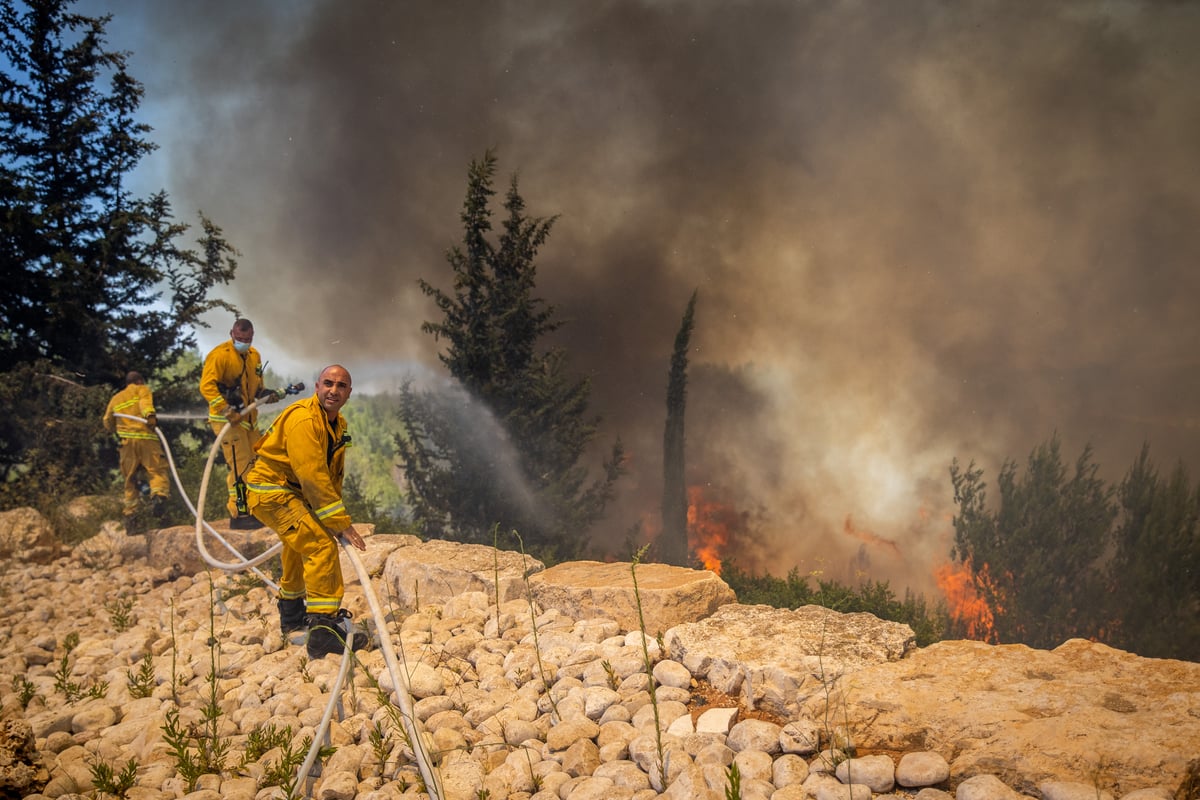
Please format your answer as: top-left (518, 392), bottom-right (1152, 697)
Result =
top-left (192, 407), bottom-right (284, 575)
top-left (294, 617), bottom-right (356, 792)
top-left (342, 541), bottom-right (444, 799)
top-left (113, 412), bottom-right (281, 590)
top-left (118, 409), bottom-right (443, 798)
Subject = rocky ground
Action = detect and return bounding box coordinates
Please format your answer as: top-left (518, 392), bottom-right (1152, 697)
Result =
top-left (0, 512), bottom-right (1197, 800)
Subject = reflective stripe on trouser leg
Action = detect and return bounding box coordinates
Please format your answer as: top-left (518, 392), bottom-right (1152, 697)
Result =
top-left (247, 491), bottom-right (343, 614)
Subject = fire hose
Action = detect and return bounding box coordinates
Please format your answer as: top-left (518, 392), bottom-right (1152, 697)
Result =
top-left (113, 403), bottom-right (443, 799)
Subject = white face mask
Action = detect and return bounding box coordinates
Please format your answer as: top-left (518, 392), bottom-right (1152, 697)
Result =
top-left (232, 340), bottom-right (251, 354)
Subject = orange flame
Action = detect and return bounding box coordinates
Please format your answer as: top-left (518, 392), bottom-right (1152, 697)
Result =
top-left (934, 560), bottom-right (1000, 643)
top-left (686, 485), bottom-right (738, 574)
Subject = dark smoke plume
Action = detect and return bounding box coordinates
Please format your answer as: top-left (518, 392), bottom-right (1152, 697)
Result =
top-left (90, 0), bottom-right (1200, 594)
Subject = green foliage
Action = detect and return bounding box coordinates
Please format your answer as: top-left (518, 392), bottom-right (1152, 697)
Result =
top-left (126, 652), bottom-right (155, 699)
top-left (0, 0), bottom-right (237, 508)
top-left (89, 756), bottom-right (138, 799)
top-left (11, 674), bottom-right (37, 708)
top-left (950, 435), bottom-right (1116, 649)
top-left (1106, 446), bottom-right (1200, 660)
top-left (53, 632), bottom-right (108, 702)
top-left (397, 150), bottom-right (623, 563)
top-left (342, 471), bottom-right (404, 532)
top-left (261, 735), bottom-right (331, 796)
top-left (106, 597), bottom-right (135, 632)
top-left (0, 0), bottom-right (238, 381)
top-left (629, 545), bottom-right (666, 783)
top-left (949, 435), bottom-right (1200, 661)
top-left (367, 721), bottom-right (390, 773)
top-left (160, 707), bottom-right (204, 792)
top-left (0, 362), bottom-right (114, 507)
top-left (240, 722), bottom-right (294, 767)
top-left (660, 291), bottom-right (697, 567)
top-left (340, 393), bottom-right (410, 529)
top-left (724, 760), bottom-right (743, 800)
top-left (161, 576), bottom-right (231, 791)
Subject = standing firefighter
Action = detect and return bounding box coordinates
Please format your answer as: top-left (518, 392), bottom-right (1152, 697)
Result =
top-left (199, 318), bottom-right (280, 529)
top-left (102, 371), bottom-right (169, 534)
top-left (245, 364), bottom-right (369, 659)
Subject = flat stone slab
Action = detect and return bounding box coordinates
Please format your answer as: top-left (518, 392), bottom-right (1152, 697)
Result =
top-left (528, 560), bottom-right (736, 635)
top-left (0, 507), bottom-right (61, 565)
top-left (665, 603), bottom-right (916, 719)
top-left (804, 638), bottom-right (1200, 795)
top-left (380, 537), bottom-right (544, 609)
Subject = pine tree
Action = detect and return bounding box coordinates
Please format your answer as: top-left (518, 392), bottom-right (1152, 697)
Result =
top-left (659, 291), bottom-right (697, 566)
top-left (396, 150), bottom-right (623, 562)
top-left (0, 0), bottom-right (236, 380)
top-left (0, 0), bottom-right (238, 501)
top-left (950, 435), bottom-right (1115, 649)
top-left (1107, 447), bottom-right (1200, 660)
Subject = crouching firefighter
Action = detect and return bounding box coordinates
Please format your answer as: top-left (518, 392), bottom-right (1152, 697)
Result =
top-left (244, 364), bottom-right (370, 659)
top-left (199, 318), bottom-right (282, 529)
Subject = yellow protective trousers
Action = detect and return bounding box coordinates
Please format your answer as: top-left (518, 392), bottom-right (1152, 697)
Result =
top-left (246, 489), bottom-right (344, 615)
top-left (119, 439), bottom-right (169, 516)
top-left (209, 421), bottom-right (261, 517)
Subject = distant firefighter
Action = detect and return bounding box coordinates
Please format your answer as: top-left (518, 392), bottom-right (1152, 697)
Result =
top-left (102, 371), bottom-right (169, 534)
top-left (199, 317), bottom-right (280, 529)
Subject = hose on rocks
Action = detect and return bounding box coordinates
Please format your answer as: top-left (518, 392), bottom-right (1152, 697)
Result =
top-left (115, 407), bottom-right (444, 799)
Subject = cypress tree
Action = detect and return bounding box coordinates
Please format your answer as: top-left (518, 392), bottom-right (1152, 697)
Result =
top-left (659, 291), bottom-right (697, 566)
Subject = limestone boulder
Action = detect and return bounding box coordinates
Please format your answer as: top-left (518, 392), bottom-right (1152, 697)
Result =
top-left (665, 603), bottom-right (916, 719)
top-left (73, 520), bottom-right (150, 567)
top-left (381, 538), bottom-right (544, 608)
top-left (0, 719), bottom-right (49, 797)
top-left (0, 507), bottom-right (61, 564)
top-left (146, 522), bottom-right (279, 575)
top-left (801, 638), bottom-right (1200, 795)
top-left (340, 530), bottom-right (419, 580)
top-left (529, 560), bottom-right (736, 635)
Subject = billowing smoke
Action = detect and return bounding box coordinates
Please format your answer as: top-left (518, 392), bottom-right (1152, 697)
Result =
top-left (95, 0), bottom-right (1200, 593)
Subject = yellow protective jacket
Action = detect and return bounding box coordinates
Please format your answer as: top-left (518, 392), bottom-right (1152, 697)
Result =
top-left (103, 384), bottom-right (158, 440)
top-left (245, 394), bottom-right (353, 532)
top-left (199, 340), bottom-right (265, 425)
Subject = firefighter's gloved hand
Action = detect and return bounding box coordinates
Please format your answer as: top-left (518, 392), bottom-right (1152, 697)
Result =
top-left (263, 390), bottom-right (282, 404)
top-left (224, 408), bottom-right (243, 425)
top-left (145, 414), bottom-right (157, 430)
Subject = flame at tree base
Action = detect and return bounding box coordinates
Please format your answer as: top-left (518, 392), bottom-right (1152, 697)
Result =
top-left (935, 560), bottom-right (1000, 643)
top-left (687, 485), bottom-right (735, 574)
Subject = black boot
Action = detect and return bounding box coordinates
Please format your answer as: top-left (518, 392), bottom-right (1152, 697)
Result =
top-left (306, 609), bottom-right (369, 660)
top-left (278, 597), bottom-right (307, 636)
top-left (149, 494), bottom-right (167, 522)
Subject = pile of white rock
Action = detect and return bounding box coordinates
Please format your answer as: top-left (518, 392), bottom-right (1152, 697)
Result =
top-left (0, 545), bottom-right (1188, 800)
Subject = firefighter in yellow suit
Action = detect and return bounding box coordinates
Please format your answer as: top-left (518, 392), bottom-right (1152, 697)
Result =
top-left (199, 318), bottom-right (279, 528)
top-left (245, 364), bottom-right (369, 659)
top-left (103, 371), bottom-right (169, 534)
